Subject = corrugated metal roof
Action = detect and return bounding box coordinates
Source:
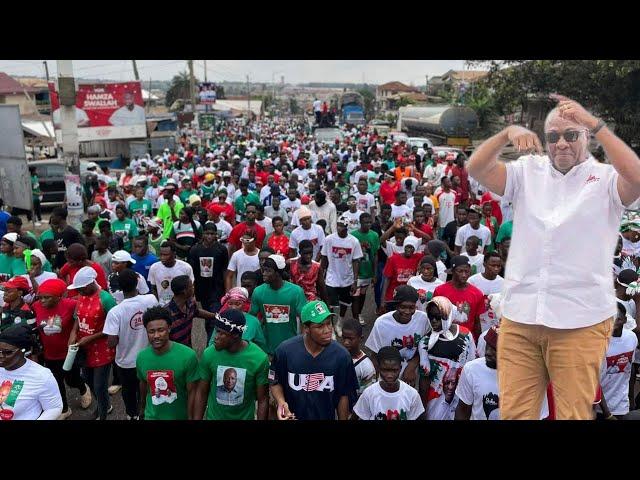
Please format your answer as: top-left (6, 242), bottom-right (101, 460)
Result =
top-left (22, 120), bottom-right (54, 138)
top-left (0, 72), bottom-right (40, 95)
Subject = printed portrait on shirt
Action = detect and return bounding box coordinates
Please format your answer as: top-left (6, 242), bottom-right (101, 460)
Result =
top-left (216, 366), bottom-right (246, 406)
top-left (148, 371), bottom-right (178, 405)
top-left (264, 304), bottom-right (290, 324)
top-left (199, 257), bottom-right (214, 278)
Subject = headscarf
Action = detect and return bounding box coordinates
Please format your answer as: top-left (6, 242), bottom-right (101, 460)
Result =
top-left (424, 296), bottom-right (455, 353)
top-left (30, 249), bottom-right (48, 270)
top-left (38, 279), bottom-right (68, 298)
top-left (219, 287), bottom-right (250, 314)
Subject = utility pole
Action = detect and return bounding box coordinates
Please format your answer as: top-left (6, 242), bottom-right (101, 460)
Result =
top-left (203, 60), bottom-right (207, 82)
top-left (56, 60), bottom-right (83, 230)
top-left (43, 61), bottom-right (50, 82)
top-left (132, 60), bottom-right (140, 81)
top-left (188, 60), bottom-right (197, 112)
top-left (246, 74), bottom-right (251, 123)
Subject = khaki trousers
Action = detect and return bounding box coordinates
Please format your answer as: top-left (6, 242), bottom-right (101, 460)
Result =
top-left (497, 317), bottom-right (612, 420)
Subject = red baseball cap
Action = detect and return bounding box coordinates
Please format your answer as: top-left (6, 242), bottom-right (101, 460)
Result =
top-left (2, 276), bottom-right (31, 293)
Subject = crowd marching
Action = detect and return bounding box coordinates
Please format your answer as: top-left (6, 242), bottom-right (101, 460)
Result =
top-left (0, 114), bottom-right (637, 421)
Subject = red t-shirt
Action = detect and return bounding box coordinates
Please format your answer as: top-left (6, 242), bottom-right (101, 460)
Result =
top-left (33, 298), bottom-right (78, 361)
top-left (415, 222), bottom-right (434, 239)
top-left (481, 192), bottom-right (503, 225)
top-left (227, 222), bottom-right (266, 251)
top-left (452, 166), bottom-right (469, 202)
top-left (256, 171), bottom-right (269, 186)
top-left (433, 282), bottom-right (485, 339)
top-left (290, 259), bottom-right (322, 300)
top-left (380, 181), bottom-right (400, 206)
top-left (383, 252), bottom-right (424, 301)
top-left (59, 262), bottom-right (108, 298)
top-left (207, 202), bottom-right (236, 226)
top-left (266, 233), bottom-right (291, 258)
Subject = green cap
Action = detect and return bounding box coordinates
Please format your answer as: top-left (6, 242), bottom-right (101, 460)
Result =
top-left (301, 300), bottom-right (334, 324)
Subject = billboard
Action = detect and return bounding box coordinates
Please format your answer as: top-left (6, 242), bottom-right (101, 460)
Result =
top-left (48, 81), bottom-right (147, 142)
top-left (198, 82), bottom-right (217, 105)
top-left (198, 113), bottom-right (216, 130)
top-left (0, 105), bottom-right (33, 211)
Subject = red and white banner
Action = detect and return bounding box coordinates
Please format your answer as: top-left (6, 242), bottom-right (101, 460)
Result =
top-left (49, 81), bottom-right (147, 142)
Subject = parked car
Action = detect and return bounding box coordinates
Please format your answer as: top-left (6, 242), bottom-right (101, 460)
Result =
top-left (28, 159), bottom-right (110, 207)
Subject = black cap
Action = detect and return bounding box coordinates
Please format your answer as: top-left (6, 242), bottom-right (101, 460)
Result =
top-left (214, 310), bottom-right (246, 335)
top-left (619, 269), bottom-right (639, 284)
top-left (0, 324), bottom-right (33, 349)
top-left (450, 255), bottom-right (470, 270)
top-left (392, 285), bottom-right (419, 304)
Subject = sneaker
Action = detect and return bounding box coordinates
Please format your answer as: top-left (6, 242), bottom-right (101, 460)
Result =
top-left (35, 222), bottom-right (42, 227)
top-left (80, 385), bottom-right (92, 409)
top-left (108, 385), bottom-right (122, 395)
top-left (95, 405), bottom-right (114, 420)
top-left (126, 415), bottom-right (140, 420)
top-left (334, 319), bottom-right (343, 338)
top-left (358, 315), bottom-right (366, 326)
top-left (58, 408), bottom-right (72, 420)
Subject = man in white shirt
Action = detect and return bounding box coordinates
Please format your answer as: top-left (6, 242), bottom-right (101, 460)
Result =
top-left (390, 190), bottom-right (413, 223)
top-left (454, 207), bottom-right (492, 255)
top-left (289, 207), bottom-right (325, 261)
top-left (103, 269), bottom-right (159, 420)
top-left (467, 252), bottom-right (504, 333)
top-left (313, 98), bottom-right (322, 124)
top-left (309, 190), bottom-right (337, 235)
top-left (147, 242), bottom-right (195, 306)
top-left (109, 91), bottom-right (146, 126)
top-left (320, 214), bottom-right (363, 334)
top-left (467, 94), bottom-right (640, 420)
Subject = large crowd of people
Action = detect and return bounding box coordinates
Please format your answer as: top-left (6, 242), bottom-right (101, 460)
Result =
top-left (0, 113), bottom-right (637, 421)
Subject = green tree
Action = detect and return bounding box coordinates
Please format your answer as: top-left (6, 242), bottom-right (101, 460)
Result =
top-left (466, 82), bottom-right (496, 129)
top-left (397, 96), bottom-right (415, 107)
top-left (468, 60), bottom-right (640, 145)
top-left (165, 71), bottom-right (199, 108)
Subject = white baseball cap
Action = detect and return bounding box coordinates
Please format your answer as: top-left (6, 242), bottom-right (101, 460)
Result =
top-left (223, 171), bottom-right (232, 178)
top-left (267, 254), bottom-right (286, 270)
top-left (112, 250), bottom-right (136, 264)
top-left (67, 266), bottom-right (98, 290)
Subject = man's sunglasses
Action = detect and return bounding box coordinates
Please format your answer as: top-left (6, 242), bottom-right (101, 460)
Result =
top-left (545, 130), bottom-right (585, 144)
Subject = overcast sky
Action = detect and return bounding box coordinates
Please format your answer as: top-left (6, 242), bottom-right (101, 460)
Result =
top-left (0, 60), bottom-right (470, 85)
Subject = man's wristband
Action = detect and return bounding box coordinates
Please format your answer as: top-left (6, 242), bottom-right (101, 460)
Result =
top-left (591, 119), bottom-right (606, 135)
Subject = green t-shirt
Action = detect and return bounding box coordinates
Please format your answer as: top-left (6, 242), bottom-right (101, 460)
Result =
top-left (350, 229), bottom-right (380, 280)
top-left (200, 184), bottom-right (216, 202)
top-left (179, 189), bottom-right (197, 204)
top-left (129, 199), bottom-right (154, 218)
top-left (208, 312), bottom-right (267, 353)
top-left (99, 289), bottom-right (118, 314)
top-left (39, 229), bottom-right (54, 244)
top-left (10, 257), bottom-right (27, 276)
top-left (367, 182), bottom-right (381, 195)
top-left (249, 281), bottom-right (306, 354)
top-left (234, 192), bottom-right (261, 219)
top-left (32, 175), bottom-right (41, 199)
top-left (148, 234), bottom-right (164, 256)
top-left (110, 218), bottom-right (139, 251)
top-left (157, 201), bottom-right (184, 239)
top-left (198, 342), bottom-right (269, 420)
top-left (495, 220), bottom-right (512, 245)
top-left (136, 342), bottom-right (200, 420)
top-left (0, 253), bottom-right (14, 279)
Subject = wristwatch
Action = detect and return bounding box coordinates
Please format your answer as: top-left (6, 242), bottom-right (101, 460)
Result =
top-left (591, 119), bottom-right (606, 135)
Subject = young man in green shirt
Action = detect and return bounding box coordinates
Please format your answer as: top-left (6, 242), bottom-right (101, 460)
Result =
top-left (194, 309), bottom-right (270, 420)
top-left (129, 187), bottom-right (154, 228)
top-left (234, 179), bottom-right (261, 221)
top-left (350, 212), bottom-right (380, 325)
top-left (157, 185), bottom-right (184, 240)
top-left (110, 205), bottom-right (139, 252)
top-left (250, 254), bottom-right (307, 355)
top-left (179, 178), bottom-right (198, 205)
top-left (137, 305), bottom-right (200, 420)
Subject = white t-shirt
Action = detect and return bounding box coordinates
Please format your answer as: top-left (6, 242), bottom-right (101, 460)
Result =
top-left (436, 260), bottom-right (447, 283)
top-left (103, 294), bottom-right (159, 369)
top-left (455, 223), bottom-right (492, 254)
top-left (227, 250), bottom-right (260, 287)
top-left (109, 272), bottom-right (150, 304)
top-left (476, 329), bottom-right (488, 358)
top-left (321, 233), bottom-right (364, 288)
top-left (390, 204), bottom-right (413, 222)
top-left (147, 260), bottom-right (195, 306)
top-left (0, 359), bottom-right (62, 420)
top-left (599, 329), bottom-right (638, 416)
top-left (407, 275), bottom-right (444, 312)
top-left (406, 196), bottom-right (434, 211)
top-left (468, 273), bottom-right (504, 333)
top-left (354, 192), bottom-right (375, 213)
top-left (437, 191), bottom-right (457, 227)
top-left (342, 210), bottom-right (363, 231)
top-left (214, 219), bottom-right (233, 242)
top-left (313, 100), bottom-right (322, 112)
top-left (365, 310), bottom-right (429, 375)
top-left (289, 209), bottom-right (319, 228)
top-left (456, 357), bottom-right (549, 420)
top-left (462, 252), bottom-right (485, 275)
top-left (289, 225), bottom-right (325, 259)
top-left (353, 352), bottom-right (377, 398)
top-left (353, 381), bottom-right (425, 420)
top-left (256, 217), bottom-right (274, 236)
top-left (281, 198), bottom-right (301, 216)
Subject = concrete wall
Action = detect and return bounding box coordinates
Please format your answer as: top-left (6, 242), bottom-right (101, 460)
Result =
top-left (1, 94), bottom-right (37, 115)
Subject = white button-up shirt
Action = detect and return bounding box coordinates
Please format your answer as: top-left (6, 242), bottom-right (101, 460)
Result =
top-left (500, 155), bottom-right (625, 329)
